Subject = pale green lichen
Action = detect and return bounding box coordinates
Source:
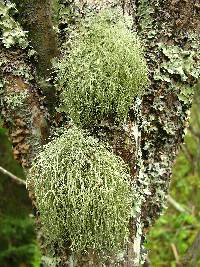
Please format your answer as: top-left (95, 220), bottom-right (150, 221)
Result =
top-left (54, 8), bottom-right (149, 127)
top-left (153, 37), bottom-right (200, 105)
top-left (4, 90), bottom-right (28, 110)
top-left (155, 43), bottom-right (200, 82)
top-left (28, 127), bottom-right (133, 254)
top-left (0, 1), bottom-right (28, 48)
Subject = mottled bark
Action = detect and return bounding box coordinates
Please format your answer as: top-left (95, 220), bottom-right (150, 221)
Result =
top-left (135, 0), bottom-right (200, 232)
top-left (0, 41), bottom-right (51, 267)
top-left (0, 46), bottom-right (49, 168)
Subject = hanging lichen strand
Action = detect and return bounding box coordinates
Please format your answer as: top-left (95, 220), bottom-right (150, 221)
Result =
top-left (28, 127), bottom-right (133, 255)
top-left (54, 8), bottom-right (149, 127)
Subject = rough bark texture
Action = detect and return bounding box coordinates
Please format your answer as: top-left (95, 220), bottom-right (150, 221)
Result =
top-left (0, 0), bottom-right (199, 266)
top-left (132, 0), bottom-right (200, 265)
top-left (0, 46), bottom-right (49, 168)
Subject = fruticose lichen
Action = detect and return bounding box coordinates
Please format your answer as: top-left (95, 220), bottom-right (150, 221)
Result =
top-left (54, 8), bottom-right (149, 127)
top-left (28, 127), bottom-right (133, 254)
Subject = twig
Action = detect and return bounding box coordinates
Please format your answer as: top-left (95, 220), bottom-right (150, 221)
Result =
top-left (168, 195), bottom-right (189, 214)
top-left (0, 166), bottom-right (26, 186)
top-left (171, 243), bottom-right (180, 264)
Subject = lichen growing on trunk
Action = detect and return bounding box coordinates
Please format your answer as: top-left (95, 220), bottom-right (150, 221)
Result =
top-left (54, 8), bottom-right (149, 127)
top-left (1, 0), bottom-right (200, 266)
top-left (28, 127), bottom-right (133, 257)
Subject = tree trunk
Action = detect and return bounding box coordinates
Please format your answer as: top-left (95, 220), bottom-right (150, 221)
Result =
top-left (12, 0), bottom-right (59, 112)
top-left (0, 0), bottom-right (199, 266)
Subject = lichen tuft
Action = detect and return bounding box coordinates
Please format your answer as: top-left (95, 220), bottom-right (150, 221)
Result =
top-left (54, 8), bottom-right (149, 127)
top-left (4, 91), bottom-right (28, 109)
top-left (28, 127), bottom-right (133, 254)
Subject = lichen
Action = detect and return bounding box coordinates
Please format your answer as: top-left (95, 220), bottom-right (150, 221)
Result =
top-left (28, 127), bottom-right (133, 255)
top-left (4, 90), bottom-right (28, 110)
top-left (0, 1), bottom-right (28, 48)
top-left (54, 8), bottom-right (149, 127)
top-left (0, 49), bottom-right (48, 168)
top-left (128, 1), bottom-right (200, 263)
top-left (135, 0), bottom-right (200, 224)
top-left (153, 34), bottom-right (200, 105)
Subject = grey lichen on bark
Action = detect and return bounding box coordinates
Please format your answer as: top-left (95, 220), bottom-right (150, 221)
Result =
top-left (0, 46), bottom-right (49, 168)
top-left (131, 0), bottom-right (200, 264)
top-left (0, 1), bottom-right (50, 167)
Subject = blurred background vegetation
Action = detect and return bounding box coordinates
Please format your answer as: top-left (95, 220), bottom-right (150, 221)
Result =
top-left (0, 125), bottom-right (40, 267)
top-left (0, 84), bottom-right (200, 266)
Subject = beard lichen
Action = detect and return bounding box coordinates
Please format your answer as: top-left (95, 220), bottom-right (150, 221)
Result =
top-left (28, 127), bottom-right (133, 255)
top-left (54, 8), bottom-right (149, 127)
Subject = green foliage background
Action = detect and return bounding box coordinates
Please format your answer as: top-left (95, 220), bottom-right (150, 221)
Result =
top-left (0, 126), bottom-right (40, 267)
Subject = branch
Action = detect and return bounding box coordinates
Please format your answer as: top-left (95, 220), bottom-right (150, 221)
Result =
top-left (171, 243), bottom-right (180, 265)
top-left (0, 2), bottom-right (50, 168)
top-left (0, 166), bottom-right (26, 186)
top-left (134, 0), bottom-right (200, 231)
top-left (12, 0), bottom-right (58, 78)
top-left (12, 0), bottom-right (59, 113)
top-left (168, 195), bottom-right (190, 214)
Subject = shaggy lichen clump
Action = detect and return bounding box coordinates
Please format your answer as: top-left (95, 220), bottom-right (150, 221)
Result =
top-left (28, 127), bottom-right (132, 254)
top-left (54, 8), bottom-right (149, 126)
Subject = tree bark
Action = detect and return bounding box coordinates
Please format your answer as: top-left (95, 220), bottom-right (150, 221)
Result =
top-left (12, 0), bottom-right (58, 78)
top-left (1, 0), bottom-right (199, 266)
top-left (0, 46), bottom-right (49, 168)
top-left (12, 0), bottom-right (59, 113)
